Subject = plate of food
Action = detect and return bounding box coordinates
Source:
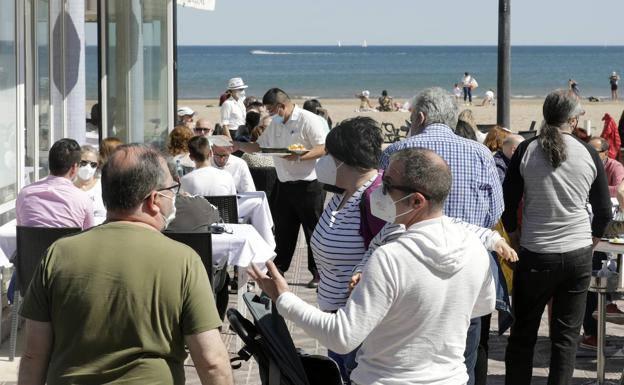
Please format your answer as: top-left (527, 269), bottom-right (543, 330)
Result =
top-left (609, 238), bottom-right (624, 245)
top-left (288, 143), bottom-right (309, 156)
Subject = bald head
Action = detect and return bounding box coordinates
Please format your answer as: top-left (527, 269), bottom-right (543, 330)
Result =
top-left (590, 137), bottom-right (609, 161)
top-left (194, 118), bottom-right (214, 136)
top-left (502, 134), bottom-right (524, 159)
top-left (390, 148), bottom-right (452, 210)
top-left (101, 144), bottom-right (170, 212)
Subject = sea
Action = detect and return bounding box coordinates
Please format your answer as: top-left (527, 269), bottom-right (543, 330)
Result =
top-left (85, 45), bottom-right (624, 101)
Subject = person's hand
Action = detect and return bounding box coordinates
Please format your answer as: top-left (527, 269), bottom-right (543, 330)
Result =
top-left (348, 273), bottom-right (361, 294)
top-left (494, 239), bottom-right (518, 262)
top-left (248, 261), bottom-right (290, 302)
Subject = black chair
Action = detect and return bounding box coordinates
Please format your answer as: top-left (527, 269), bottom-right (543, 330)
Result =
top-left (477, 124), bottom-right (497, 134)
top-left (204, 195), bottom-right (239, 223)
top-left (249, 167), bottom-right (278, 201)
top-left (10, 226), bottom-right (81, 360)
top-left (517, 130), bottom-right (537, 140)
top-left (528, 120), bottom-right (537, 131)
top-left (163, 232), bottom-right (213, 285)
top-left (381, 122), bottom-right (401, 143)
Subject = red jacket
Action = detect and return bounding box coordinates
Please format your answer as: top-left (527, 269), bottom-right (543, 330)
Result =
top-left (601, 113), bottom-right (621, 160)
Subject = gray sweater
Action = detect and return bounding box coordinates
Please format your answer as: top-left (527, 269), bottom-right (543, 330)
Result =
top-left (502, 133), bottom-right (612, 253)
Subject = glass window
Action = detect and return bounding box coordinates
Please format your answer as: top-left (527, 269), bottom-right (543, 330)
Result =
top-left (37, 0), bottom-right (51, 178)
top-left (0, 0), bottom-right (18, 220)
top-left (105, 0), bottom-right (170, 150)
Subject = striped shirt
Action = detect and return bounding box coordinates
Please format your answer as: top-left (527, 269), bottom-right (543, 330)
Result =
top-left (310, 175), bottom-right (377, 311)
top-left (380, 123), bottom-right (504, 228)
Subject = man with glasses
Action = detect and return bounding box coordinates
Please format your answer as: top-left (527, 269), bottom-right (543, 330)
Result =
top-left (16, 138), bottom-right (94, 230)
top-left (234, 88), bottom-right (328, 288)
top-left (18, 144), bottom-right (233, 385)
top-left (194, 118), bottom-right (214, 137)
top-left (379, 87), bottom-right (504, 385)
top-left (210, 144), bottom-right (255, 193)
top-left (249, 148), bottom-right (495, 385)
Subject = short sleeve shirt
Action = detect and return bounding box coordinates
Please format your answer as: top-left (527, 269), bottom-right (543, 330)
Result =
top-left (256, 106), bottom-right (328, 182)
top-left (20, 222), bottom-right (221, 385)
top-left (220, 97), bottom-right (246, 127)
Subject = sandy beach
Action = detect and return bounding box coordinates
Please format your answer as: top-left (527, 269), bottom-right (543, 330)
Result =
top-left (180, 97), bottom-right (624, 135)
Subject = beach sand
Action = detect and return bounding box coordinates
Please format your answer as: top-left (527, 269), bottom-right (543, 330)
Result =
top-left (180, 97), bottom-right (624, 135)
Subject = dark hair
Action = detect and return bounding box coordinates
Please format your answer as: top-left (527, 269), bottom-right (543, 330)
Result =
top-left (303, 99), bottom-right (322, 115)
top-left (541, 90), bottom-right (582, 168)
top-left (464, 72), bottom-right (469, 76)
top-left (262, 88), bottom-right (290, 106)
top-left (390, 148), bottom-right (452, 209)
top-left (243, 96), bottom-right (258, 109)
top-left (49, 138), bottom-right (81, 176)
top-left (245, 111), bottom-right (261, 129)
top-left (454, 120), bottom-right (477, 141)
top-left (381, 90), bottom-right (388, 97)
top-left (325, 117), bottom-right (382, 170)
top-left (101, 144), bottom-right (167, 211)
top-left (187, 136), bottom-right (211, 163)
top-left (213, 123), bottom-right (226, 136)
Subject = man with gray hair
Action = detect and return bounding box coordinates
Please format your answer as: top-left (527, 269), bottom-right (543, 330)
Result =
top-left (250, 148), bottom-right (496, 385)
top-left (18, 144), bottom-right (233, 385)
top-left (380, 87), bottom-right (503, 385)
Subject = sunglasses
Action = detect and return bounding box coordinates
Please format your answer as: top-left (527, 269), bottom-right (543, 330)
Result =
top-left (194, 127), bottom-right (212, 134)
top-left (381, 179), bottom-right (430, 200)
top-left (79, 160), bottom-right (98, 168)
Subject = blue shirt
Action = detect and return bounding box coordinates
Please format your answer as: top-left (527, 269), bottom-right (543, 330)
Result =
top-left (380, 123), bottom-right (504, 228)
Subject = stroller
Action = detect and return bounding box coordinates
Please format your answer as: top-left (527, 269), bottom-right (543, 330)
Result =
top-left (228, 292), bottom-right (343, 385)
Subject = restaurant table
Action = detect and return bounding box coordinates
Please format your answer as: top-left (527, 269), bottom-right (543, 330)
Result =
top-left (237, 191), bottom-right (275, 249)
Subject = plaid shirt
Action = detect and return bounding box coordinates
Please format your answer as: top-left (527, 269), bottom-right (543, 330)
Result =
top-left (380, 123), bottom-right (504, 228)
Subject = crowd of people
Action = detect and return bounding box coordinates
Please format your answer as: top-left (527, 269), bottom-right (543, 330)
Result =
top-left (12, 78), bottom-right (624, 385)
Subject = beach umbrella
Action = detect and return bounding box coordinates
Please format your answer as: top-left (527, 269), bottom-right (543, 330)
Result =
top-left (177, 0), bottom-right (216, 11)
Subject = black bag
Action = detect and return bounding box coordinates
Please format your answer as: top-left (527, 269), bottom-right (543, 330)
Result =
top-left (228, 293), bottom-right (343, 385)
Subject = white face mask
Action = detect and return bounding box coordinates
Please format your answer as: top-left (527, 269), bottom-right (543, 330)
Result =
top-left (370, 187), bottom-right (414, 223)
top-left (238, 90), bottom-right (246, 99)
top-left (157, 192), bottom-right (177, 229)
top-left (77, 165), bottom-right (96, 181)
top-left (315, 155), bottom-right (343, 186)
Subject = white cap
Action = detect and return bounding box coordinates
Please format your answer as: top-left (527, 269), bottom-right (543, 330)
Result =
top-left (362, 90), bottom-right (370, 98)
top-left (177, 106), bottom-right (195, 116)
top-left (613, 71), bottom-right (618, 76)
top-left (228, 77), bottom-right (248, 90)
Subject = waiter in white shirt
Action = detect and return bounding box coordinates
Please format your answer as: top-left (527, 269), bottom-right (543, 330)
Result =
top-left (221, 77), bottom-right (248, 134)
top-left (235, 88), bottom-right (327, 287)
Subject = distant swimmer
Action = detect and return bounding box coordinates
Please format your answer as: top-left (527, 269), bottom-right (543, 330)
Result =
top-left (610, 71), bottom-right (620, 101)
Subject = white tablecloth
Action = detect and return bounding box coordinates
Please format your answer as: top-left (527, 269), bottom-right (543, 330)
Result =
top-left (0, 221), bottom-right (275, 269)
top-left (237, 191), bottom-right (275, 249)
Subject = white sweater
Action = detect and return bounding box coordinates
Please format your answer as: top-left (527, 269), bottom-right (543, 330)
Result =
top-left (276, 216), bottom-right (495, 385)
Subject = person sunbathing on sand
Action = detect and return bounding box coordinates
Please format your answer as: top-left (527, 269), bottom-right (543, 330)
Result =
top-left (356, 90), bottom-right (375, 112)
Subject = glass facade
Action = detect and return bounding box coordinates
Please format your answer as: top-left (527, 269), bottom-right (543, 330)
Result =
top-left (104, 0), bottom-right (171, 150)
top-left (37, 0), bottom-right (51, 177)
top-left (0, 0), bottom-right (18, 224)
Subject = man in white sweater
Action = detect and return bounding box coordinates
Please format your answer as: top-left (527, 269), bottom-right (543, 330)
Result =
top-left (250, 148), bottom-right (496, 385)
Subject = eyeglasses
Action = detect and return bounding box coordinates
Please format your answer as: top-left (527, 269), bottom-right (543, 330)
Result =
top-left (194, 127), bottom-right (212, 134)
top-left (79, 160), bottom-right (98, 168)
top-left (156, 182), bottom-right (181, 196)
top-left (213, 153), bottom-right (229, 159)
top-left (381, 179), bottom-right (430, 200)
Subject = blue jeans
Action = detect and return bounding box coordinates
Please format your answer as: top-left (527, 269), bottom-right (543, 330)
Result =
top-left (464, 317), bottom-right (480, 385)
top-left (328, 348), bottom-right (358, 385)
top-left (463, 86), bottom-right (472, 102)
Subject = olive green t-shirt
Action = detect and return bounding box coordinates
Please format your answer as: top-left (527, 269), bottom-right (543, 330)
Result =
top-left (20, 222), bottom-right (221, 384)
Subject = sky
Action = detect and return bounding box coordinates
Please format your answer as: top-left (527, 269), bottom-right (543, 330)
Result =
top-left (176, 0), bottom-right (624, 46)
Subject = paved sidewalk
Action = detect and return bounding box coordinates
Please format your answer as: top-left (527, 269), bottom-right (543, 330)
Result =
top-left (3, 229), bottom-right (624, 384)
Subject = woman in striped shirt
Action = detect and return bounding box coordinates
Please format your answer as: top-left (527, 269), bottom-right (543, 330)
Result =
top-left (311, 117), bottom-right (384, 383)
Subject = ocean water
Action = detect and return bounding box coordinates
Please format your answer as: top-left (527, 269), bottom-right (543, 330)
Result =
top-left (85, 45), bottom-right (624, 100)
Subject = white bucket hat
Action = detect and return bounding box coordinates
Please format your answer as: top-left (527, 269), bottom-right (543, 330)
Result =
top-left (228, 77), bottom-right (248, 90)
top-left (177, 106), bottom-right (195, 116)
top-left (361, 90), bottom-right (370, 98)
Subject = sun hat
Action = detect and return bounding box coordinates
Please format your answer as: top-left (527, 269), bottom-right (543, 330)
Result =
top-left (228, 77), bottom-right (248, 90)
top-left (177, 106), bottom-right (195, 116)
top-left (361, 90), bottom-right (370, 98)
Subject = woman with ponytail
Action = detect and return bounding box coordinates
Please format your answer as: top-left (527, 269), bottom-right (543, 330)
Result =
top-left (501, 90), bottom-right (612, 385)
